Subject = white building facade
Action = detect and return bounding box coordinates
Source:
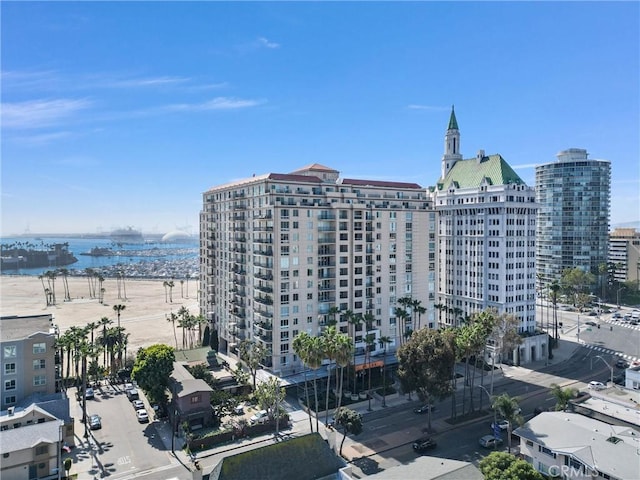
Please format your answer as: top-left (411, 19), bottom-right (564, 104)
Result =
top-left (200, 165), bottom-right (436, 375)
top-left (430, 108), bottom-right (544, 364)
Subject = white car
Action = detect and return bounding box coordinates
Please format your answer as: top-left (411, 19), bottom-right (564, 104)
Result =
top-left (491, 419), bottom-right (510, 431)
top-left (249, 409), bottom-right (269, 424)
top-left (132, 399), bottom-right (144, 410)
top-left (588, 381), bottom-right (606, 390)
top-left (136, 409), bottom-right (149, 423)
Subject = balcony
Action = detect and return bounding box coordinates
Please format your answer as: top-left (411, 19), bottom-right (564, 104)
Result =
top-left (254, 283), bottom-right (273, 294)
top-left (254, 248), bottom-right (273, 256)
top-left (254, 295), bottom-right (273, 306)
top-left (256, 331), bottom-right (273, 343)
top-left (254, 308), bottom-right (273, 319)
top-left (254, 272), bottom-right (273, 281)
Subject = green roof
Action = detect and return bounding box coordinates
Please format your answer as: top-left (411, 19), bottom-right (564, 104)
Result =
top-left (438, 154), bottom-right (525, 190)
top-left (214, 433), bottom-right (343, 480)
top-left (447, 106), bottom-right (459, 130)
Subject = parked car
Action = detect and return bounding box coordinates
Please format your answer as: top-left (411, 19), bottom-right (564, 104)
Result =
top-left (412, 436), bottom-right (437, 452)
top-left (84, 388), bottom-right (95, 400)
top-left (136, 409), bottom-right (149, 423)
top-left (491, 419), bottom-right (510, 431)
top-left (233, 405), bottom-right (244, 415)
top-left (616, 359), bottom-right (629, 369)
top-left (414, 404), bottom-right (435, 414)
top-left (588, 381), bottom-right (606, 390)
top-left (249, 409), bottom-right (269, 424)
top-left (612, 312), bottom-right (622, 319)
top-left (126, 388), bottom-right (139, 401)
top-left (479, 435), bottom-right (503, 448)
top-left (132, 399), bottom-right (145, 410)
top-left (124, 383), bottom-right (135, 393)
top-left (89, 414), bottom-right (102, 430)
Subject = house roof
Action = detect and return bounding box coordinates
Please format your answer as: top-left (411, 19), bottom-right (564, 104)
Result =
top-left (170, 362), bottom-right (214, 398)
top-left (513, 412), bottom-right (640, 480)
top-left (437, 154), bottom-right (525, 190)
top-left (0, 419), bottom-right (63, 454)
top-left (211, 432), bottom-right (344, 480)
top-left (340, 178), bottom-right (423, 189)
top-left (0, 315), bottom-right (54, 341)
top-left (290, 163), bottom-right (338, 174)
top-left (363, 456), bottom-right (483, 480)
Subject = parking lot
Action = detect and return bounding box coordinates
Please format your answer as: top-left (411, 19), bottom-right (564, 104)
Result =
top-left (67, 382), bottom-right (175, 479)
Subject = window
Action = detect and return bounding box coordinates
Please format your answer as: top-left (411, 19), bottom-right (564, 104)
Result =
top-left (4, 396), bottom-right (16, 405)
top-left (33, 343), bottom-right (46, 354)
top-left (33, 359), bottom-right (46, 370)
top-left (35, 445), bottom-right (48, 456)
top-left (3, 346), bottom-right (16, 358)
top-left (4, 363), bottom-right (16, 375)
top-left (190, 395), bottom-right (201, 404)
top-left (4, 380), bottom-right (16, 391)
top-left (33, 375), bottom-right (46, 386)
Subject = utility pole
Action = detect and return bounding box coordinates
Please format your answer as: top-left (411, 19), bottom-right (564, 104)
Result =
top-left (593, 355), bottom-right (614, 386)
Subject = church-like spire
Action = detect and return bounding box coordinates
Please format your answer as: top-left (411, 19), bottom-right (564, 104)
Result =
top-left (441, 105), bottom-right (462, 179)
top-left (447, 105), bottom-right (459, 131)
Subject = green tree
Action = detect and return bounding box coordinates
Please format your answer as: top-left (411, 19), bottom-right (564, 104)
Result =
top-left (254, 376), bottom-right (286, 435)
top-left (239, 340), bottom-right (268, 390)
top-left (187, 363), bottom-right (218, 389)
top-left (479, 451), bottom-right (544, 480)
top-left (131, 344), bottom-right (175, 404)
top-left (549, 383), bottom-right (576, 411)
top-left (398, 328), bottom-right (456, 432)
top-left (210, 328), bottom-right (219, 352)
top-left (335, 407), bottom-right (363, 456)
top-left (334, 333), bottom-right (354, 414)
top-left (492, 393), bottom-right (523, 453)
top-left (232, 364), bottom-right (249, 386)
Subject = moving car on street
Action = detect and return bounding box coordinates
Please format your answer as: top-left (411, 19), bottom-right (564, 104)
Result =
top-left (479, 435), bottom-right (503, 448)
top-left (588, 381), bottom-right (606, 390)
top-left (89, 414), bottom-right (102, 430)
top-left (491, 419), bottom-right (510, 431)
top-left (413, 404), bottom-right (435, 414)
top-left (412, 436), bottom-right (437, 453)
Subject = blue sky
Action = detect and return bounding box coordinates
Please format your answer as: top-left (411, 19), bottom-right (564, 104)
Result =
top-left (2, 1), bottom-right (638, 235)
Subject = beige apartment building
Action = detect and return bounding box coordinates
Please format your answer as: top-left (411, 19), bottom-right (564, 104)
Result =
top-left (200, 164), bottom-right (436, 375)
top-left (1, 315), bottom-right (60, 411)
top-left (609, 227), bottom-right (640, 286)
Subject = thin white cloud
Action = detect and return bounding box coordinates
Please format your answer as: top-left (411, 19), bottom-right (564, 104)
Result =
top-left (512, 163), bottom-right (538, 169)
top-left (164, 97), bottom-right (265, 112)
top-left (0, 70), bottom-right (61, 90)
top-left (7, 131), bottom-right (73, 145)
top-left (258, 37), bottom-right (280, 49)
top-left (406, 104), bottom-right (448, 111)
top-left (102, 75), bottom-right (191, 88)
top-left (2, 98), bottom-right (92, 129)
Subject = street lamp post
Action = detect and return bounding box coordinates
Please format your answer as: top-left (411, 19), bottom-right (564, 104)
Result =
top-left (477, 385), bottom-right (496, 426)
top-left (617, 287), bottom-right (625, 309)
top-left (593, 355), bottom-right (614, 387)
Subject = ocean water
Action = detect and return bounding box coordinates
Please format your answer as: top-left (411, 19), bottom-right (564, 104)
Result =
top-left (0, 236), bottom-right (198, 278)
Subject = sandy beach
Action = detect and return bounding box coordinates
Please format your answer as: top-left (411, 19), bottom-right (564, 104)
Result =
top-left (0, 275), bottom-right (199, 351)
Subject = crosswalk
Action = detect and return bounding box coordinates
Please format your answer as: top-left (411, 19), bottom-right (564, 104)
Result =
top-left (582, 343), bottom-right (640, 365)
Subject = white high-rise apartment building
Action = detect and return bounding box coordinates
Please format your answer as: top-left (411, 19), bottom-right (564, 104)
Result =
top-left (200, 165), bottom-right (436, 375)
top-left (431, 108), bottom-right (543, 363)
top-left (535, 148), bottom-right (611, 292)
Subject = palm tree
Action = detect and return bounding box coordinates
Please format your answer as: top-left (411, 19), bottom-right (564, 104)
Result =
top-left (293, 332), bottom-right (314, 432)
top-left (549, 281), bottom-right (561, 350)
top-left (322, 326), bottom-right (339, 425)
top-left (167, 280), bottom-right (175, 303)
top-left (98, 317), bottom-right (112, 367)
top-left (334, 334), bottom-right (354, 415)
top-left (58, 268), bottom-right (71, 301)
top-left (306, 335), bottom-right (324, 433)
top-left (492, 393), bottom-right (522, 453)
top-left (166, 312), bottom-right (179, 349)
top-left (327, 306), bottom-right (340, 326)
top-left (364, 333), bottom-right (376, 411)
top-left (413, 300), bottom-right (426, 330)
top-left (549, 383), bottom-right (576, 411)
top-left (163, 281), bottom-right (170, 303)
top-left (378, 335), bottom-right (392, 407)
top-left (394, 307), bottom-right (410, 347)
top-left (113, 304), bottom-right (126, 329)
top-left (347, 312), bottom-right (362, 394)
